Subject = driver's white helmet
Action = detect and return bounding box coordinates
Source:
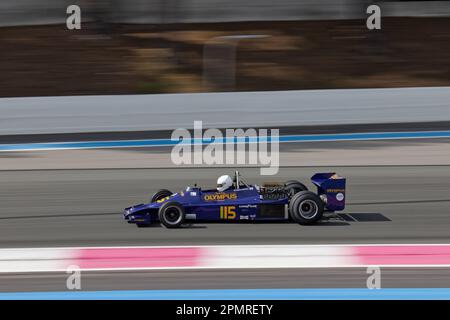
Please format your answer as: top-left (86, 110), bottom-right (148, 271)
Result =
top-left (217, 175), bottom-right (233, 192)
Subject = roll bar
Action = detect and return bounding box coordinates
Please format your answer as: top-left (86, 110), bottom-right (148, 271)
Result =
top-left (234, 170), bottom-right (250, 189)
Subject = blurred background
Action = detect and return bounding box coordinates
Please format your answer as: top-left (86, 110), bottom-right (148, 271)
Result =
top-left (1, 1), bottom-right (450, 297)
top-left (1, 0), bottom-right (450, 97)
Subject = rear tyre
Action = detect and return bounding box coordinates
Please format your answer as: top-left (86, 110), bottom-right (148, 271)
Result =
top-left (289, 191), bottom-right (324, 225)
top-left (151, 189), bottom-right (173, 203)
top-left (284, 180), bottom-right (308, 196)
top-left (158, 202), bottom-right (185, 228)
top-left (284, 180), bottom-right (301, 186)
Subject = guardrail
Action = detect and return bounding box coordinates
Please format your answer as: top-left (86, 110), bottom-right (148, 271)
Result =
top-left (1, 1), bottom-right (450, 27)
top-left (0, 87), bottom-right (450, 135)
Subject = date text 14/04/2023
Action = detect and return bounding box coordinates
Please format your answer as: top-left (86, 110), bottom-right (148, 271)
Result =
top-left (176, 304), bottom-right (274, 317)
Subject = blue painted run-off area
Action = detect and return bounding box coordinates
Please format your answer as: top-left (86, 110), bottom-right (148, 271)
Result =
top-left (1, 130), bottom-right (450, 152)
top-left (1, 288), bottom-right (450, 300)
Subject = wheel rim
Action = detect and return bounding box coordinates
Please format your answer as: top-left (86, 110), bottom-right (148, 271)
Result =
top-left (299, 200), bottom-right (318, 219)
top-left (164, 207), bottom-right (182, 224)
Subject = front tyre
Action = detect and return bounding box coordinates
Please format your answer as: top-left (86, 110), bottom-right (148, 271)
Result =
top-left (158, 202), bottom-right (185, 228)
top-left (289, 191), bottom-right (324, 225)
top-left (151, 189), bottom-right (173, 203)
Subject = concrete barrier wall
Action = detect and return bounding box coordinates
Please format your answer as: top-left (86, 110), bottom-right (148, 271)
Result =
top-left (382, 1), bottom-right (450, 18)
top-left (0, 0), bottom-right (74, 26)
top-left (109, 0), bottom-right (365, 24)
top-left (1, 1), bottom-right (449, 27)
top-left (1, 87), bottom-right (449, 135)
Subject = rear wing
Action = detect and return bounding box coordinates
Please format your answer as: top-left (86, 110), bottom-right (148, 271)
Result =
top-left (311, 172), bottom-right (346, 211)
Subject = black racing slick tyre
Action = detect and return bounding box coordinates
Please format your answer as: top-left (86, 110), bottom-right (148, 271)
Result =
top-left (284, 180), bottom-right (300, 186)
top-left (158, 202), bottom-right (185, 228)
top-left (284, 180), bottom-right (308, 196)
top-left (151, 189), bottom-right (173, 203)
top-left (289, 191), bottom-right (324, 225)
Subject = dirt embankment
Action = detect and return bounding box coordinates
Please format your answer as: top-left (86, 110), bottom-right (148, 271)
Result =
top-left (1, 18), bottom-right (449, 97)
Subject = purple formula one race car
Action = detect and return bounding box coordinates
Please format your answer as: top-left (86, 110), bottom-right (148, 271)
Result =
top-left (123, 171), bottom-right (346, 228)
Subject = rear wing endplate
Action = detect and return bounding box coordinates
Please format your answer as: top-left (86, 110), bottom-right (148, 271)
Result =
top-left (311, 172), bottom-right (346, 211)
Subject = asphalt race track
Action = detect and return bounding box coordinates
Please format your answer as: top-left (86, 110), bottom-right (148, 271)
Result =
top-left (0, 166), bottom-right (449, 248)
top-left (0, 165), bottom-right (449, 291)
top-left (1, 92), bottom-right (449, 294)
top-left (3, 268), bottom-right (450, 292)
